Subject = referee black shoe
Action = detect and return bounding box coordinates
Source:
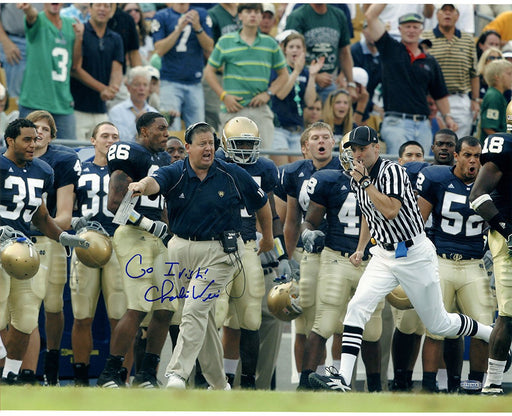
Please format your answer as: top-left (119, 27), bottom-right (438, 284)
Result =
top-left (308, 367), bottom-right (351, 392)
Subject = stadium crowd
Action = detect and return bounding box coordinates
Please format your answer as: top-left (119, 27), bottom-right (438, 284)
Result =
top-left (1, 2), bottom-right (512, 396)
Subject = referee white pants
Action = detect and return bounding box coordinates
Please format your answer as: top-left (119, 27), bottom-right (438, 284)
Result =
top-left (344, 233), bottom-right (489, 341)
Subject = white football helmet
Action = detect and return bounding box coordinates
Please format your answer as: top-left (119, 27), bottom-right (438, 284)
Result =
top-left (222, 116), bottom-right (261, 164)
top-left (1, 235), bottom-right (40, 280)
top-left (267, 280), bottom-right (302, 321)
top-left (75, 221), bottom-right (112, 268)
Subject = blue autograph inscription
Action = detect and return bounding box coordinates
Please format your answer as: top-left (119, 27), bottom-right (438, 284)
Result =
top-left (125, 255), bottom-right (220, 303)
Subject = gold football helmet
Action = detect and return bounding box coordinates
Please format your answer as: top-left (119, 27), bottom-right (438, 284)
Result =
top-left (507, 100), bottom-right (512, 132)
top-left (222, 116), bottom-right (261, 164)
top-left (1, 236), bottom-right (40, 280)
top-left (74, 221), bottom-right (112, 268)
top-left (339, 132), bottom-right (354, 177)
top-left (385, 285), bottom-right (413, 310)
top-left (267, 280), bottom-right (302, 321)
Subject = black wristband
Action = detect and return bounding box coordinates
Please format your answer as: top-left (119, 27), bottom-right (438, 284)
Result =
top-left (488, 212), bottom-right (512, 239)
top-left (358, 175), bottom-right (370, 185)
top-left (355, 110), bottom-right (364, 116)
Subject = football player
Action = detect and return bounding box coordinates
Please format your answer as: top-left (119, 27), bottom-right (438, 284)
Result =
top-left (417, 136), bottom-right (494, 393)
top-left (281, 121), bottom-right (340, 372)
top-left (0, 118), bottom-right (87, 384)
top-left (97, 112), bottom-right (175, 388)
top-left (69, 121), bottom-right (129, 386)
top-left (22, 110), bottom-right (81, 385)
top-left (469, 101), bottom-right (512, 395)
top-left (297, 156), bottom-right (385, 392)
top-left (214, 116), bottom-right (287, 389)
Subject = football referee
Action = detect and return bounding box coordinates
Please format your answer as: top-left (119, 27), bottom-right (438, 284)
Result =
top-left (308, 126), bottom-right (495, 392)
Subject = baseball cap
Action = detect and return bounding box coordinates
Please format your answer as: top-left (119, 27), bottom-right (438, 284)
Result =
top-left (144, 65), bottom-right (160, 80)
top-left (262, 3), bottom-right (275, 15)
top-left (275, 29), bottom-right (299, 44)
top-left (343, 126), bottom-right (379, 149)
top-left (398, 13), bottom-right (424, 25)
top-left (437, 4), bottom-right (458, 12)
top-left (352, 67), bottom-right (368, 88)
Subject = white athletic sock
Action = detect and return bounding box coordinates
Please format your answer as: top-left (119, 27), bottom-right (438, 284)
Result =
top-left (223, 358), bottom-right (239, 375)
top-left (340, 353), bottom-right (357, 383)
top-left (437, 368), bottom-right (448, 390)
top-left (475, 323), bottom-right (492, 342)
top-left (2, 358), bottom-right (22, 378)
top-left (316, 364), bottom-right (326, 374)
top-left (483, 358), bottom-right (506, 388)
top-left (331, 360), bottom-right (341, 372)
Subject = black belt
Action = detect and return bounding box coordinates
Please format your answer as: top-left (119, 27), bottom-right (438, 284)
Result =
top-left (176, 232), bottom-right (240, 242)
top-left (385, 111), bottom-right (428, 122)
top-left (379, 239), bottom-right (414, 251)
top-left (440, 253), bottom-right (479, 261)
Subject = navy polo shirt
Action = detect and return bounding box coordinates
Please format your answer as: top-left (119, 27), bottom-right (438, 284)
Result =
top-left (152, 157), bottom-right (268, 239)
top-left (70, 22), bottom-right (124, 113)
top-left (376, 32), bottom-right (448, 116)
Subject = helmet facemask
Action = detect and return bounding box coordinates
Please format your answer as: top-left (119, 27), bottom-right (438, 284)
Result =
top-left (225, 136), bottom-right (261, 164)
top-left (339, 147), bottom-right (355, 179)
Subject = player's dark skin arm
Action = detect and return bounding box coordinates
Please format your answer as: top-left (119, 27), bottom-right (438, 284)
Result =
top-left (469, 161), bottom-right (511, 361)
top-left (31, 200), bottom-right (66, 242)
top-left (107, 170), bottom-right (132, 214)
top-left (300, 200), bottom-right (325, 234)
top-left (468, 161), bottom-right (502, 221)
top-left (268, 192), bottom-right (284, 236)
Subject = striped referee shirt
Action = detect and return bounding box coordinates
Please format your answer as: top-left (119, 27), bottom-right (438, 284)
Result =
top-left (351, 158), bottom-right (424, 244)
top-left (421, 27), bottom-right (477, 94)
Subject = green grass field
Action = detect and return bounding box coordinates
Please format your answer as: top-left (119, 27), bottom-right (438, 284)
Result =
top-left (1, 386), bottom-right (511, 412)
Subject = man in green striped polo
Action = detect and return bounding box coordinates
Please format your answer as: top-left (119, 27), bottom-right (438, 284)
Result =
top-left (204, 3), bottom-right (288, 150)
top-left (421, 4), bottom-right (480, 138)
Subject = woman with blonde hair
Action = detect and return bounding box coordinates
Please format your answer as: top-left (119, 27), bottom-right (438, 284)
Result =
top-left (477, 47), bottom-right (504, 99)
top-left (322, 89), bottom-right (357, 151)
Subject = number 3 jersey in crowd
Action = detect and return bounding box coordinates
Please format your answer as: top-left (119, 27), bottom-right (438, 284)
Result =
top-left (481, 133), bottom-right (512, 221)
top-left (107, 142), bottom-right (171, 222)
top-left (417, 165), bottom-right (486, 259)
top-left (0, 153), bottom-right (54, 236)
top-left (19, 12), bottom-right (76, 115)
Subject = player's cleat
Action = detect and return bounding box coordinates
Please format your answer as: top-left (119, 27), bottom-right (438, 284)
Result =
top-left (225, 373), bottom-right (235, 389)
top-left (18, 369), bottom-right (39, 386)
top-left (43, 350), bottom-right (60, 386)
top-left (0, 371), bottom-right (20, 385)
top-left (166, 373), bottom-right (186, 389)
top-left (97, 368), bottom-right (124, 388)
top-left (194, 371), bottom-right (209, 389)
top-left (240, 374), bottom-right (256, 389)
top-left (481, 384), bottom-right (504, 396)
top-left (132, 369), bottom-right (160, 389)
top-left (308, 367), bottom-right (351, 392)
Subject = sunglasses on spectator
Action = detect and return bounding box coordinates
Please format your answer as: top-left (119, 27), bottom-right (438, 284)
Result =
top-left (125, 8), bottom-right (141, 13)
top-left (486, 56), bottom-right (501, 62)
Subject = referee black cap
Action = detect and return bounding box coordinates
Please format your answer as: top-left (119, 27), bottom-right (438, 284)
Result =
top-left (343, 126), bottom-right (379, 149)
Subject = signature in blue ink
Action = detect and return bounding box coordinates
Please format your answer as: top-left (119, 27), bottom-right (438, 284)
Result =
top-left (125, 255), bottom-right (209, 280)
top-left (144, 279), bottom-right (220, 303)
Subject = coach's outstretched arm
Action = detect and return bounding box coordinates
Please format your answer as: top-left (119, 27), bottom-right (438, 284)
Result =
top-left (128, 177), bottom-right (161, 197)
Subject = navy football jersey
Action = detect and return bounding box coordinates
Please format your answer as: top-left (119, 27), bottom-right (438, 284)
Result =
top-left (0, 154), bottom-right (54, 236)
top-left (417, 165), bottom-right (486, 258)
top-left (75, 162), bottom-right (117, 236)
top-left (37, 145), bottom-right (81, 218)
top-left (307, 169), bottom-right (367, 254)
top-left (403, 161), bottom-right (431, 192)
top-left (107, 142), bottom-right (171, 222)
top-left (216, 151), bottom-right (279, 241)
top-left (481, 133), bottom-right (512, 221)
top-left (281, 157), bottom-right (341, 219)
